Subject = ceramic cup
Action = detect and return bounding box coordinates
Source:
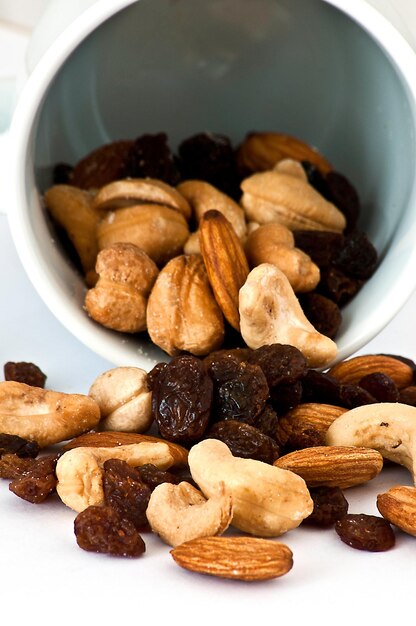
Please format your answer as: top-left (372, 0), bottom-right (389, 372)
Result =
top-left (7, 0), bottom-right (416, 369)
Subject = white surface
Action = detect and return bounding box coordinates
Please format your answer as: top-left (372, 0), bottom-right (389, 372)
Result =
top-left (1, 212), bottom-right (416, 623)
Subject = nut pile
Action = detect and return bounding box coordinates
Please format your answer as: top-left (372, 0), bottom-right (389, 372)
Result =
top-left (1, 350), bottom-right (416, 581)
top-left (44, 131), bottom-right (378, 368)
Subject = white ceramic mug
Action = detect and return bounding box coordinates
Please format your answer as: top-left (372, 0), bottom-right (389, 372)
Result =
top-left (5, 0), bottom-right (416, 369)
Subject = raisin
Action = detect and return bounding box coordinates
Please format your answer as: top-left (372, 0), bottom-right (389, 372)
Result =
top-left (298, 293), bottom-right (342, 339)
top-left (0, 454), bottom-right (37, 479)
top-left (4, 361), bottom-right (46, 388)
top-left (338, 383), bottom-right (376, 409)
top-left (134, 463), bottom-right (181, 491)
top-left (252, 403), bottom-right (280, 440)
top-left (304, 486), bottom-right (349, 527)
top-left (102, 459), bottom-right (152, 530)
top-left (246, 343), bottom-right (307, 387)
top-left (293, 231), bottom-right (344, 270)
top-left (210, 360), bottom-right (269, 424)
top-left (74, 505), bottom-right (146, 557)
top-left (318, 267), bottom-right (363, 306)
top-left (152, 355), bottom-right (213, 443)
top-left (332, 231), bottom-right (378, 280)
top-left (207, 420), bottom-right (280, 464)
top-left (283, 425), bottom-right (325, 452)
top-left (71, 140), bottom-right (134, 189)
top-left (399, 386), bottom-right (416, 406)
top-left (325, 170), bottom-right (361, 230)
top-left (335, 514), bottom-right (395, 551)
top-left (52, 162), bottom-right (73, 185)
top-left (125, 133), bottom-right (181, 185)
top-left (301, 370), bottom-right (343, 405)
top-left (302, 161), bottom-right (330, 198)
top-left (203, 347), bottom-right (252, 371)
top-left (0, 434), bottom-right (39, 459)
top-left (358, 373), bottom-right (399, 403)
top-left (178, 132), bottom-right (240, 200)
top-left (9, 455), bottom-right (58, 503)
top-left (269, 381), bottom-right (303, 415)
top-left (147, 361), bottom-right (168, 391)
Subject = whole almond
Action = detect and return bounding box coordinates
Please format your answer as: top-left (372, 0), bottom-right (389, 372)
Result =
top-left (377, 485), bottom-right (416, 536)
top-left (274, 445), bottom-right (383, 489)
top-left (199, 210), bottom-right (250, 330)
top-left (328, 355), bottom-right (414, 389)
top-left (170, 536), bottom-right (293, 581)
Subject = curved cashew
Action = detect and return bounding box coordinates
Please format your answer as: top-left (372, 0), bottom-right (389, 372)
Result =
top-left (326, 403), bottom-right (416, 482)
top-left (56, 442), bottom-right (179, 511)
top-left (239, 263), bottom-right (337, 368)
top-left (0, 381), bottom-right (100, 448)
top-left (188, 439), bottom-right (313, 537)
top-left (89, 366), bottom-right (152, 432)
top-left (146, 481), bottom-right (233, 547)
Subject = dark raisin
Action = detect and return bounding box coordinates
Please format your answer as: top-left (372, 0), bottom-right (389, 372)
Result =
top-left (269, 381), bottom-right (303, 415)
top-left (9, 455), bottom-right (58, 503)
top-left (147, 361), bottom-right (168, 391)
top-left (0, 454), bottom-right (37, 479)
top-left (74, 505), bottom-right (146, 557)
top-left (304, 486), bottom-right (349, 526)
top-left (71, 140), bottom-right (134, 189)
top-left (134, 463), bottom-right (181, 491)
top-left (325, 170), bottom-right (360, 230)
top-left (203, 347), bottom-right (252, 371)
top-left (178, 132), bottom-right (240, 200)
top-left (399, 386), bottom-right (416, 406)
top-left (338, 383), bottom-right (376, 409)
top-left (301, 370), bottom-right (343, 405)
top-left (4, 361), bottom-right (46, 388)
top-left (301, 161), bottom-right (330, 198)
top-left (152, 355), bottom-right (213, 442)
top-left (317, 267), bottom-right (363, 306)
top-left (293, 231), bottom-right (344, 270)
top-left (252, 403), bottom-right (280, 440)
top-left (358, 373), bottom-right (399, 403)
top-left (247, 343), bottom-right (307, 387)
top-left (207, 420), bottom-right (280, 464)
top-left (52, 162), bottom-right (73, 185)
top-left (283, 425), bottom-right (325, 453)
top-left (332, 231), bottom-right (378, 280)
top-left (102, 459), bottom-right (152, 530)
top-left (125, 133), bottom-right (181, 185)
top-left (0, 434), bottom-right (40, 459)
top-left (298, 293), bottom-right (342, 339)
top-left (335, 513), bottom-right (395, 551)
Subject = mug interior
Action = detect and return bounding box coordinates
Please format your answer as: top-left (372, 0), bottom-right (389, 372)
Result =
top-left (15, 0), bottom-right (416, 368)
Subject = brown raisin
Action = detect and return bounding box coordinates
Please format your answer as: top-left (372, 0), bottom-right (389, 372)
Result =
top-left (125, 132), bottom-right (180, 185)
top-left (318, 267), bottom-right (363, 306)
top-left (207, 420), bottom-right (280, 464)
top-left (247, 343), bottom-right (307, 387)
top-left (339, 383), bottom-right (376, 408)
top-left (203, 347), bottom-right (252, 370)
top-left (71, 140), bottom-right (134, 189)
top-left (283, 425), bottom-right (325, 452)
top-left (293, 230), bottom-right (344, 270)
top-left (0, 454), bottom-right (37, 479)
top-left (147, 361), bottom-right (168, 391)
top-left (152, 355), bottom-right (213, 443)
top-left (301, 370), bottom-right (343, 405)
top-left (298, 292), bottom-right (342, 339)
top-left (358, 373), bottom-right (399, 403)
top-left (0, 433), bottom-right (39, 459)
top-left (52, 162), bottom-right (73, 185)
top-left (302, 161), bottom-right (330, 198)
top-left (269, 381), bottom-right (303, 415)
top-left (4, 361), bottom-right (46, 388)
top-left (252, 404), bottom-right (280, 440)
top-left (134, 463), bottom-right (181, 491)
top-left (332, 231), bottom-right (378, 280)
top-left (324, 170), bottom-right (361, 230)
top-left (399, 385), bottom-right (416, 406)
top-left (304, 486), bottom-right (349, 527)
top-left (102, 459), bottom-right (151, 530)
top-left (9, 455), bottom-right (58, 503)
top-left (74, 505), bottom-right (146, 557)
top-left (335, 514), bottom-right (395, 551)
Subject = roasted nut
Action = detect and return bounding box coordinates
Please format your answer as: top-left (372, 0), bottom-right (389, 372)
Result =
top-left (236, 131), bottom-right (332, 176)
top-left (0, 381), bottom-right (100, 447)
top-left (97, 204), bottom-right (190, 266)
top-left (245, 222), bottom-right (320, 292)
top-left (188, 439), bottom-right (313, 537)
top-left (178, 180), bottom-right (247, 254)
top-left (326, 402), bottom-right (416, 482)
top-left (146, 254), bottom-right (225, 356)
top-left (92, 178), bottom-right (191, 220)
top-left (44, 184), bottom-right (100, 274)
top-left (274, 445), bottom-right (383, 489)
top-left (89, 367), bottom-right (152, 432)
top-left (239, 264), bottom-right (337, 368)
top-left (171, 536), bottom-right (293, 581)
top-left (84, 243), bottom-right (158, 333)
top-left (56, 442), bottom-right (182, 511)
top-left (377, 485), bottom-right (416, 536)
top-left (199, 210), bottom-right (249, 330)
top-left (240, 170), bottom-right (346, 232)
top-left (146, 481), bottom-right (233, 547)
top-left (328, 355), bottom-right (414, 389)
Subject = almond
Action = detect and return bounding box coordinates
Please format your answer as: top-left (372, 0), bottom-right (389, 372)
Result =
top-left (62, 431), bottom-right (188, 467)
top-left (199, 210), bottom-right (250, 330)
top-left (277, 403), bottom-right (348, 445)
top-left (274, 445), bottom-right (383, 489)
top-left (236, 132), bottom-right (332, 176)
top-left (170, 536), bottom-right (293, 581)
top-left (377, 485), bottom-right (416, 536)
top-left (328, 355), bottom-right (414, 389)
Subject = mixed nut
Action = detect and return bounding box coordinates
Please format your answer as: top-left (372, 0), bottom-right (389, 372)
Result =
top-left (1, 348), bottom-right (416, 581)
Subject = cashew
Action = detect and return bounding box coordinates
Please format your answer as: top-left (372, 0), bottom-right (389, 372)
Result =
top-left (273, 158), bottom-right (308, 180)
top-left (188, 439), bottom-right (313, 537)
top-left (89, 366), bottom-right (152, 432)
top-left (326, 403), bottom-right (416, 482)
top-left (239, 263), bottom-right (337, 368)
top-left (56, 442), bottom-right (178, 511)
top-left (146, 481), bottom-right (233, 547)
top-left (0, 381), bottom-right (100, 447)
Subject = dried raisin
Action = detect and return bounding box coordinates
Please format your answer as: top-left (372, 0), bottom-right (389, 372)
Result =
top-left (4, 361), bottom-right (46, 388)
top-left (134, 463), bottom-right (181, 491)
top-left (0, 454), bottom-right (37, 479)
top-left (358, 373), bottom-right (399, 403)
top-left (102, 459), bottom-right (152, 530)
top-left (71, 140), bottom-right (134, 189)
top-left (207, 420), bottom-right (280, 464)
top-left (9, 455), bottom-right (58, 503)
top-left (126, 133), bottom-right (180, 185)
top-left (247, 343), bottom-right (307, 388)
top-left (335, 514), bottom-right (395, 551)
top-left (0, 434), bottom-right (39, 459)
top-left (304, 486), bottom-right (349, 527)
top-left (299, 292), bottom-right (342, 339)
top-left (332, 231), bottom-right (378, 280)
top-left (325, 170), bottom-right (361, 230)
